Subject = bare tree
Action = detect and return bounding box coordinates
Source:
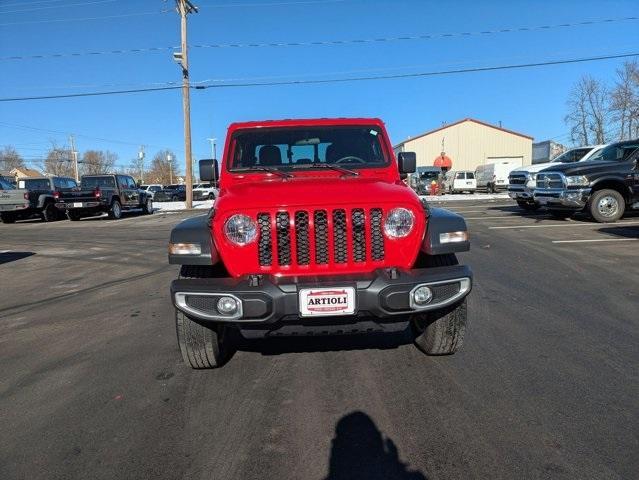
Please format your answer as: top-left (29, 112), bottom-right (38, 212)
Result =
top-left (146, 150), bottom-right (178, 185)
top-left (565, 75), bottom-right (610, 145)
top-left (609, 61), bottom-right (639, 140)
top-left (0, 145), bottom-right (25, 171)
top-left (44, 142), bottom-right (75, 177)
top-left (80, 150), bottom-right (117, 175)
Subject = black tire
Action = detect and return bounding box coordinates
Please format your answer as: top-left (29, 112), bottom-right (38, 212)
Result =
top-left (548, 209), bottom-right (573, 220)
top-left (171, 195), bottom-right (179, 201)
top-left (41, 202), bottom-right (57, 222)
top-left (208, 192), bottom-right (215, 200)
top-left (142, 198), bottom-right (154, 214)
top-left (66, 211), bottom-right (81, 221)
top-left (175, 265), bottom-right (233, 369)
top-left (517, 200), bottom-right (540, 211)
top-left (413, 299), bottom-right (468, 355)
top-left (0, 212), bottom-right (16, 224)
top-left (587, 188), bottom-right (625, 223)
top-left (108, 199), bottom-right (122, 219)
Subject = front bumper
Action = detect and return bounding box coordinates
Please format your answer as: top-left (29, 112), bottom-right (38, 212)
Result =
top-left (533, 188), bottom-right (590, 209)
top-left (508, 186), bottom-right (535, 201)
top-left (171, 266), bottom-right (472, 326)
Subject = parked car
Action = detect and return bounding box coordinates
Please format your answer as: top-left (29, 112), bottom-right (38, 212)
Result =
top-left (533, 139), bottom-right (639, 222)
top-left (156, 184), bottom-right (186, 202)
top-left (167, 117), bottom-right (473, 368)
top-left (408, 166), bottom-right (443, 195)
top-left (508, 145), bottom-right (605, 211)
top-left (0, 176), bottom-right (77, 223)
top-left (443, 170), bottom-right (477, 194)
top-left (139, 184), bottom-right (164, 200)
top-left (193, 183), bottom-right (218, 201)
top-left (475, 160), bottom-right (520, 193)
top-left (56, 174), bottom-right (153, 220)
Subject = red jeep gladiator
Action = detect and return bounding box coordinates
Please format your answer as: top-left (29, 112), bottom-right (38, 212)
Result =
top-left (168, 118), bottom-right (472, 368)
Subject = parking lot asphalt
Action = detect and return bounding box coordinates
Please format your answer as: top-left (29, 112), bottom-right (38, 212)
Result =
top-left (1, 204), bottom-right (638, 480)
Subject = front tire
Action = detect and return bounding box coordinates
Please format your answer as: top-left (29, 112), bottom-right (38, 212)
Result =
top-left (108, 199), bottom-right (122, 219)
top-left (176, 311), bottom-right (229, 369)
top-left (413, 299), bottom-right (468, 355)
top-left (588, 189), bottom-right (625, 223)
top-left (142, 198), bottom-right (153, 214)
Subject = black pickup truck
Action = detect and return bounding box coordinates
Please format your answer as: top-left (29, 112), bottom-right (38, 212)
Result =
top-left (533, 139), bottom-right (639, 222)
top-left (0, 176), bottom-right (77, 223)
top-left (56, 174), bottom-right (153, 220)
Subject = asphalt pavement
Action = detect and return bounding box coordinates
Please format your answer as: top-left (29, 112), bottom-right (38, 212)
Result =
top-left (0, 203), bottom-right (637, 480)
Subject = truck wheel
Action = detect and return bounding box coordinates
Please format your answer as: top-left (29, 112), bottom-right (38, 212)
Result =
top-left (0, 212), bottom-right (16, 224)
top-left (67, 211), bottom-right (81, 221)
top-left (142, 198), bottom-right (154, 214)
top-left (413, 299), bottom-right (468, 355)
top-left (41, 202), bottom-right (57, 222)
top-left (548, 209), bottom-right (572, 219)
top-left (516, 201), bottom-right (540, 211)
top-left (176, 310), bottom-right (229, 369)
top-left (588, 189), bottom-right (625, 223)
top-left (108, 200), bottom-right (122, 219)
top-left (208, 192), bottom-right (215, 200)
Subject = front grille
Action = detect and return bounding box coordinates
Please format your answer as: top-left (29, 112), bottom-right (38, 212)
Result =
top-left (257, 208), bottom-right (386, 268)
top-left (508, 173), bottom-right (527, 185)
top-left (536, 172), bottom-right (565, 189)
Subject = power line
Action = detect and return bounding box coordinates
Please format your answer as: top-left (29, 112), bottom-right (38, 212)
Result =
top-left (0, 10), bottom-right (168, 27)
top-left (1, 0), bottom-right (116, 15)
top-left (2, 16), bottom-right (637, 61)
top-left (0, 0), bottom-right (77, 8)
top-left (1, 51), bottom-right (637, 102)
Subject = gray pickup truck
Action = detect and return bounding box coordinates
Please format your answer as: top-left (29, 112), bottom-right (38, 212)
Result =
top-left (0, 176), bottom-right (77, 223)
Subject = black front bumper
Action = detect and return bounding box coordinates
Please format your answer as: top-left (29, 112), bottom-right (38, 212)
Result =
top-left (171, 265), bottom-right (472, 329)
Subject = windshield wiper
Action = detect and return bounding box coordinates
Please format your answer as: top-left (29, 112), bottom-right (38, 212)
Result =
top-left (235, 166), bottom-right (293, 178)
top-left (308, 163), bottom-right (359, 176)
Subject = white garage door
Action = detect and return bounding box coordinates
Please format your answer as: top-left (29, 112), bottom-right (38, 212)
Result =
top-left (486, 156), bottom-right (524, 167)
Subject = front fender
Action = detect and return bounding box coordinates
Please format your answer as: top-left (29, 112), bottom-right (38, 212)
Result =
top-left (168, 213), bottom-right (218, 265)
top-left (421, 207), bottom-right (470, 255)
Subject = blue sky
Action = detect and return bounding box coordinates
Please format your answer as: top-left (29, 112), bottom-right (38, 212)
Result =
top-left (1, 0), bottom-right (638, 174)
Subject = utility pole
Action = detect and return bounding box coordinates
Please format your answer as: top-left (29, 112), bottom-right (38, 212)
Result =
top-left (174, 0), bottom-right (198, 208)
top-left (167, 153), bottom-right (173, 185)
top-left (69, 135), bottom-right (78, 181)
top-left (138, 145), bottom-right (145, 183)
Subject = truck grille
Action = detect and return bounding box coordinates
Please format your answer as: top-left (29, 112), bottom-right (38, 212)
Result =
top-left (257, 208), bottom-right (385, 267)
top-left (536, 172), bottom-right (565, 189)
top-left (508, 173), bottom-right (527, 185)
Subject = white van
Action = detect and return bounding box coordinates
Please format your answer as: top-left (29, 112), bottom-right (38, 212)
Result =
top-left (475, 160), bottom-right (521, 193)
top-left (443, 171), bottom-right (477, 194)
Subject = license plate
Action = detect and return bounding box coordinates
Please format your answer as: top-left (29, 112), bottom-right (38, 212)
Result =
top-left (299, 287), bottom-right (355, 317)
top-left (73, 202), bottom-right (83, 208)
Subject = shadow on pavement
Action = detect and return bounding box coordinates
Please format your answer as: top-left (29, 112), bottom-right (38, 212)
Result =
top-left (598, 226), bottom-right (639, 239)
top-left (324, 411), bottom-right (427, 480)
top-left (0, 251), bottom-right (35, 264)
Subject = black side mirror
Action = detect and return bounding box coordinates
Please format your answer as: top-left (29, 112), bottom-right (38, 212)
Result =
top-left (398, 152), bottom-right (417, 176)
top-left (199, 159), bottom-right (219, 182)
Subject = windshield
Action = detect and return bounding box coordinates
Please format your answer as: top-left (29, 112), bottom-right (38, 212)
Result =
top-left (81, 176), bottom-right (115, 188)
top-left (419, 172), bottom-right (440, 181)
top-left (587, 142), bottom-right (639, 162)
top-left (229, 126), bottom-right (389, 171)
top-left (551, 147), bottom-right (593, 163)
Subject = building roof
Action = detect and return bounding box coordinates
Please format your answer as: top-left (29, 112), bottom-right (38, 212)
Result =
top-left (394, 118), bottom-right (534, 148)
top-left (11, 167), bottom-right (42, 178)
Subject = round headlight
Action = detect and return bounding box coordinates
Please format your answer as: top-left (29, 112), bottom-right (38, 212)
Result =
top-left (384, 207), bottom-right (414, 238)
top-left (224, 214), bottom-right (257, 246)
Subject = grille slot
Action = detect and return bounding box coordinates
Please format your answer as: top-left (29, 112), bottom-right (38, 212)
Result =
top-left (258, 208), bottom-right (386, 268)
top-left (333, 209), bottom-right (348, 263)
top-left (295, 211), bottom-right (310, 265)
top-left (508, 173), bottom-right (527, 185)
top-left (536, 172), bottom-right (564, 189)
top-left (276, 212), bottom-right (291, 265)
top-left (314, 210), bottom-right (329, 264)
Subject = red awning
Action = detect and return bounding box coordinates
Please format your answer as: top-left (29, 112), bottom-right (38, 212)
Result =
top-left (433, 155), bottom-right (452, 169)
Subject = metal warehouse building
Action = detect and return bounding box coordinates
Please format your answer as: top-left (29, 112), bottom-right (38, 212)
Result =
top-left (393, 118), bottom-right (534, 172)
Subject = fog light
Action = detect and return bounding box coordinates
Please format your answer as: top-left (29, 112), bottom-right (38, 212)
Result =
top-left (412, 286), bottom-right (433, 306)
top-left (217, 296), bottom-right (239, 315)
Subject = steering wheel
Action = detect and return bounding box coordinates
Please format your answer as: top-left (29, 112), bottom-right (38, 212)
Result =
top-left (335, 156), bottom-right (365, 164)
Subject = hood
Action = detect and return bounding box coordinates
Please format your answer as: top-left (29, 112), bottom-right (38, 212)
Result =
top-left (511, 161), bottom-right (559, 174)
top-left (216, 175), bottom-right (420, 213)
top-left (537, 159), bottom-right (625, 176)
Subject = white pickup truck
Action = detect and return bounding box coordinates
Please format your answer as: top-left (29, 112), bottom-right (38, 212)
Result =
top-left (0, 178), bottom-right (29, 223)
top-left (508, 145), bottom-right (606, 210)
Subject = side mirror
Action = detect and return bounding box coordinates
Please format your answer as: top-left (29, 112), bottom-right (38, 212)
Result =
top-left (398, 152), bottom-right (416, 176)
top-left (199, 159), bottom-right (219, 182)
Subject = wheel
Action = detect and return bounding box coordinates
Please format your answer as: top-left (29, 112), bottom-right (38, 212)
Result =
top-left (41, 202), bottom-right (57, 222)
top-left (548, 209), bottom-right (573, 220)
top-left (208, 192), bottom-right (215, 200)
top-left (108, 199), bottom-right (122, 219)
top-left (588, 189), bottom-right (625, 223)
top-left (517, 201), bottom-right (540, 211)
top-left (142, 198), bottom-right (153, 214)
top-left (66, 211), bottom-right (81, 221)
top-left (176, 265), bottom-right (232, 369)
top-left (171, 195), bottom-right (179, 201)
top-left (0, 212), bottom-right (16, 224)
top-left (413, 299), bottom-right (468, 355)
